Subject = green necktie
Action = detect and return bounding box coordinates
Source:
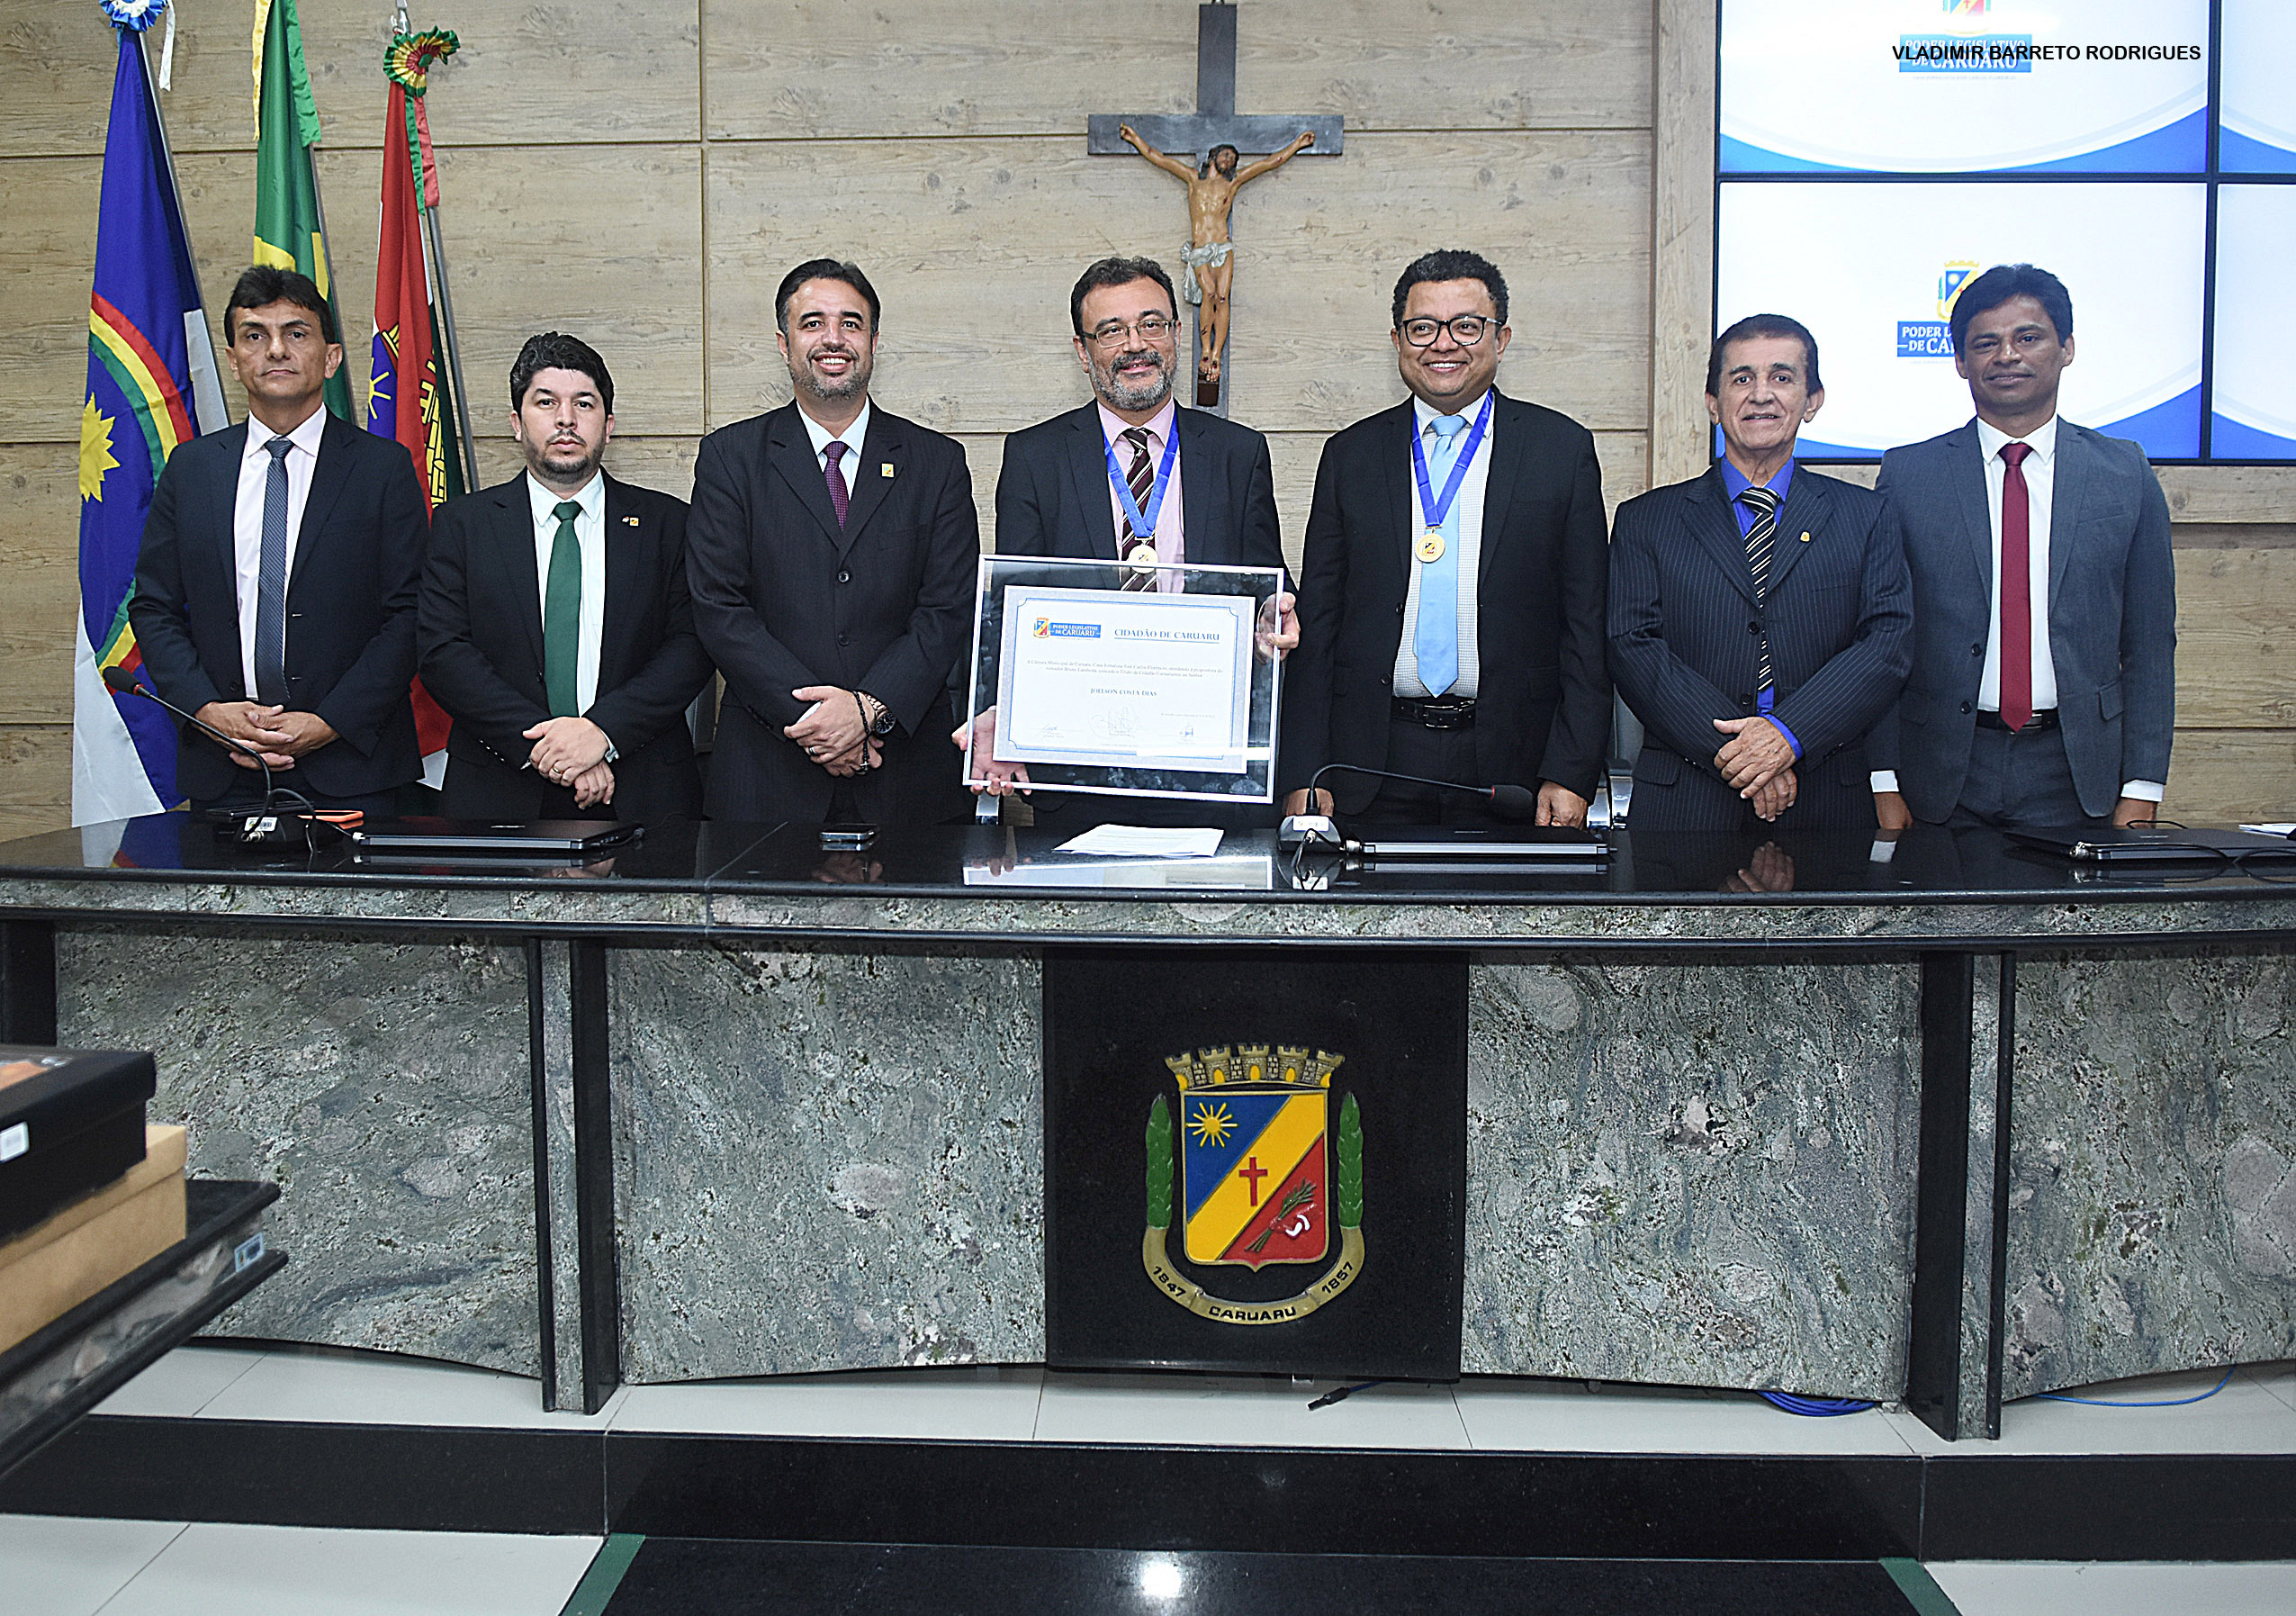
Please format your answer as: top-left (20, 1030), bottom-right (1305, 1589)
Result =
top-left (544, 500), bottom-right (583, 718)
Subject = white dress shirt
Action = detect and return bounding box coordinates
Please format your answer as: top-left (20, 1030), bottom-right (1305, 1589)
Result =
top-left (231, 404), bottom-right (328, 699)
top-left (1871, 412), bottom-right (2161, 802)
top-left (1096, 400), bottom-right (1186, 593)
top-left (527, 470), bottom-right (607, 716)
top-left (1393, 392), bottom-right (1493, 699)
top-left (799, 398), bottom-right (874, 490)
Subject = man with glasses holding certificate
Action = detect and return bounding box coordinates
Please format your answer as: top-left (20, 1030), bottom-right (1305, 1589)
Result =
top-left (962, 257), bottom-right (1294, 826)
top-left (1280, 250), bottom-right (1611, 828)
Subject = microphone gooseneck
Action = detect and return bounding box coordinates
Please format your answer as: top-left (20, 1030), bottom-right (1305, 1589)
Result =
top-left (1304, 763), bottom-right (1539, 823)
top-left (102, 664), bottom-right (310, 816)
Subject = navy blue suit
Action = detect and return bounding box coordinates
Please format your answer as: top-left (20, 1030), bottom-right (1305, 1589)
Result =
top-left (1608, 464), bottom-right (1912, 833)
top-left (130, 414), bottom-right (428, 806)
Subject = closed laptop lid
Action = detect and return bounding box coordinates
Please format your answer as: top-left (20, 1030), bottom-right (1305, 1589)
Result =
top-left (1350, 825), bottom-right (1607, 860)
top-left (2005, 825), bottom-right (2296, 862)
top-left (347, 818), bottom-right (644, 855)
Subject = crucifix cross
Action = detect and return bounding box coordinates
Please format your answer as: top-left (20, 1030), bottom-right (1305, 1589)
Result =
top-left (1090, 3), bottom-right (1343, 413)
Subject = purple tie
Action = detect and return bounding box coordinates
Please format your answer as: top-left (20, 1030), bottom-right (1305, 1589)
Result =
top-left (824, 440), bottom-right (851, 528)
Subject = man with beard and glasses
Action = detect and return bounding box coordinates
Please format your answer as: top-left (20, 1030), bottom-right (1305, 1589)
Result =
top-left (959, 256), bottom-right (1294, 828)
top-left (684, 257), bottom-right (978, 826)
top-left (418, 332), bottom-right (712, 819)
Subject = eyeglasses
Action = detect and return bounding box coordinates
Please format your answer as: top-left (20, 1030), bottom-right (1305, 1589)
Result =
top-left (1399, 315), bottom-right (1497, 348)
top-left (1084, 314), bottom-right (1178, 348)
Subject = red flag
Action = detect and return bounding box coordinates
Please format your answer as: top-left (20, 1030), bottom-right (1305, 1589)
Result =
top-left (365, 81), bottom-right (452, 761)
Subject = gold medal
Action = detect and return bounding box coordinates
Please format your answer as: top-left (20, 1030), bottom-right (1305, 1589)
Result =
top-left (1416, 528), bottom-right (1445, 564)
top-left (1127, 540), bottom-right (1159, 572)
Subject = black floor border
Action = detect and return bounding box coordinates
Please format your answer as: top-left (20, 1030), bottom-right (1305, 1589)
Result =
top-left (5, 1416), bottom-right (2292, 1563)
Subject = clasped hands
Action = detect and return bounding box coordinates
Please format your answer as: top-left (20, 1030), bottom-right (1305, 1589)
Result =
top-left (197, 701), bottom-right (336, 771)
top-left (1712, 714), bottom-right (1797, 822)
top-left (525, 715), bottom-right (616, 808)
top-left (787, 686), bottom-right (882, 777)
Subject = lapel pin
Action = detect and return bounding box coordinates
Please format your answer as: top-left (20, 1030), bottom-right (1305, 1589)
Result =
top-left (1798, 530), bottom-right (1811, 543)
top-left (880, 463), bottom-right (895, 478)
top-left (623, 515), bottom-right (641, 526)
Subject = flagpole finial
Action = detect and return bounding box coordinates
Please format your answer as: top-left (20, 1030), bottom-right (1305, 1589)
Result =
top-left (386, 26), bottom-right (460, 95)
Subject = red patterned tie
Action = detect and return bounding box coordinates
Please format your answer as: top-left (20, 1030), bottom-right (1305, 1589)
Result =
top-left (824, 440), bottom-right (851, 528)
top-left (1120, 426), bottom-right (1157, 592)
top-left (1998, 441), bottom-right (2033, 733)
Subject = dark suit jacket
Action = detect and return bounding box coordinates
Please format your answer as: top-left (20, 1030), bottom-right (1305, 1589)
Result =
top-left (986, 402), bottom-right (1287, 827)
top-left (1278, 391), bottom-right (1612, 811)
top-left (416, 473), bottom-right (711, 821)
top-left (994, 401), bottom-right (1284, 571)
top-left (685, 402), bottom-right (978, 824)
top-left (1607, 465), bottom-right (1912, 834)
top-left (1869, 420), bottom-right (2176, 822)
top-left (129, 414), bottom-right (428, 804)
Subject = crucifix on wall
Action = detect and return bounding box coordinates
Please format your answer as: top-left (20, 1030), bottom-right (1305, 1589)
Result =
top-left (1089, 2), bottom-right (1343, 412)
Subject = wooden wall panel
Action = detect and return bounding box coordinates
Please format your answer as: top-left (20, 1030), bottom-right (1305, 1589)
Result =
top-left (0, 156), bottom-right (104, 445)
top-left (2165, 730), bottom-right (2296, 825)
top-left (2174, 546), bottom-right (2296, 729)
top-left (703, 131), bottom-right (1648, 436)
top-left (701, 0), bottom-right (1648, 140)
top-left (0, 725), bottom-right (71, 843)
top-left (0, 448), bottom-right (78, 726)
top-left (0, 1), bottom-right (702, 158)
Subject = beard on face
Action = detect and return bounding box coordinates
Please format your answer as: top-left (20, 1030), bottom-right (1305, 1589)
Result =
top-left (524, 434), bottom-right (604, 484)
top-left (794, 342), bottom-right (871, 403)
top-left (1093, 345), bottom-right (1173, 414)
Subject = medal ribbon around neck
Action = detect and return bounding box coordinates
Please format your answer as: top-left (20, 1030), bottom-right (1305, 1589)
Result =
top-left (1409, 393), bottom-right (1494, 553)
top-left (1104, 425), bottom-right (1182, 551)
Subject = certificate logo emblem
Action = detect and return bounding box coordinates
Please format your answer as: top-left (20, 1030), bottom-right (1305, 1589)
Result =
top-left (1142, 1045), bottom-right (1364, 1323)
top-left (1031, 617), bottom-right (1053, 637)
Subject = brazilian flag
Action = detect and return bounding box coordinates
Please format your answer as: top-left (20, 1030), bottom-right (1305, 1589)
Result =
top-left (253, 0), bottom-right (353, 421)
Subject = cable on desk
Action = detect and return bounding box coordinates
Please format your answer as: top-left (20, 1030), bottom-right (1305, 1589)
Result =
top-left (2032, 1365), bottom-right (2237, 1407)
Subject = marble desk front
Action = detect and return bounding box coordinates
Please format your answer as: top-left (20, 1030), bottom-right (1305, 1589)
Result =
top-left (0, 816), bottom-right (2289, 1438)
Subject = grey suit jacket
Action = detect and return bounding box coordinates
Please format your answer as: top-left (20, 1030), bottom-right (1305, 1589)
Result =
top-left (1869, 419), bottom-right (2175, 822)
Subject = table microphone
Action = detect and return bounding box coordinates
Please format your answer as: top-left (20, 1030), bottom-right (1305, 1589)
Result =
top-left (1280, 763), bottom-right (1536, 851)
top-left (101, 665), bottom-right (327, 838)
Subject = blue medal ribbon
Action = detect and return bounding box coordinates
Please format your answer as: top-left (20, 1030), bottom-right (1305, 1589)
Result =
top-left (1409, 393), bottom-right (1493, 537)
top-left (1104, 426), bottom-right (1182, 549)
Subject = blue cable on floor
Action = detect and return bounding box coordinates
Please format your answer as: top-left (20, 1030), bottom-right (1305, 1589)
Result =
top-left (1760, 1391), bottom-right (1877, 1417)
top-left (2033, 1365), bottom-right (2237, 1407)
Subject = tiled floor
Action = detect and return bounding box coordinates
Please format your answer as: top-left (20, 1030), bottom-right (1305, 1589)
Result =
top-left (80, 1340), bottom-right (2296, 1458)
top-left (5, 1345), bottom-right (2290, 1612)
top-left (0, 1515), bottom-right (599, 1616)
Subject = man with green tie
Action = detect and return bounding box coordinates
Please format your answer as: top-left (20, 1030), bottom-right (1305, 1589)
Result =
top-left (418, 333), bottom-right (713, 819)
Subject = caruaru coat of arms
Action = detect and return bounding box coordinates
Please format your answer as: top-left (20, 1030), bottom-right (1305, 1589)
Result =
top-left (1141, 1045), bottom-right (1364, 1323)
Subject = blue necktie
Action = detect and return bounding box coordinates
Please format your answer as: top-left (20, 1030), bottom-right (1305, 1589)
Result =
top-left (253, 436), bottom-right (292, 704)
top-left (1414, 413), bottom-right (1470, 697)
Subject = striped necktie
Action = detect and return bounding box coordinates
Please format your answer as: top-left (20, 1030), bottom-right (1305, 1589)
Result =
top-left (1737, 483), bottom-right (1780, 700)
top-left (1119, 427), bottom-right (1157, 592)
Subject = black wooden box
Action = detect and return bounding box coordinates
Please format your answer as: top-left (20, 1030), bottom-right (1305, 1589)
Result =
top-left (0, 1046), bottom-right (157, 1241)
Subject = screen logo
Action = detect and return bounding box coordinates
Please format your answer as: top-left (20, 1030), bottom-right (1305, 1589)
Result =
top-left (1897, 259), bottom-right (1978, 357)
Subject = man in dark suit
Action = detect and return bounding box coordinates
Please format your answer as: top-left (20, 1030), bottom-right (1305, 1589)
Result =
top-left (1870, 264), bottom-right (2175, 831)
top-left (1608, 314), bottom-right (1911, 834)
top-left (131, 266), bottom-right (426, 813)
top-left (1278, 249), bottom-right (1611, 826)
top-left (962, 256), bottom-right (1295, 825)
top-left (685, 258), bottom-right (978, 826)
top-left (417, 333), bottom-right (711, 821)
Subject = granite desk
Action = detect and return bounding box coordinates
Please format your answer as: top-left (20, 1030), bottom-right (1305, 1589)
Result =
top-left (0, 815), bottom-right (2289, 1440)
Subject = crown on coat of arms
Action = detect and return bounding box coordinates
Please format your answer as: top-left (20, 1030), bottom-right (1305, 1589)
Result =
top-left (1166, 1044), bottom-right (1345, 1090)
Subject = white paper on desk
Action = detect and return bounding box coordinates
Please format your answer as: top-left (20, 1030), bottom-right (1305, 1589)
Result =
top-left (1057, 825), bottom-right (1224, 858)
top-left (2239, 823), bottom-right (2296, 836)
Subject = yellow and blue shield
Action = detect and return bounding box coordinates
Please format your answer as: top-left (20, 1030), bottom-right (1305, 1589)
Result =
top-left (1179, 1083), bottom-right (1328, 1269)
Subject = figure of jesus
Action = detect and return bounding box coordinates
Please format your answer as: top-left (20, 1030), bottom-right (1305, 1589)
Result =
top-left (1119, 124), bottom-right (1314, 395)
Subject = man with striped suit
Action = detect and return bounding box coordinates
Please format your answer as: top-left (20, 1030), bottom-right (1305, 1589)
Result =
top-left (1607, 314), bottom-right (1912, 834)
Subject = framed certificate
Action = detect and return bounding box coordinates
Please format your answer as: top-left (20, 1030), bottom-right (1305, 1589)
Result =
top-left (961, 555), bottom-right (1285, 804)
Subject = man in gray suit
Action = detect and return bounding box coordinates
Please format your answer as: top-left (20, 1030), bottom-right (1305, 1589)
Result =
top-left (1870, 264), bottom-right (2174, 831)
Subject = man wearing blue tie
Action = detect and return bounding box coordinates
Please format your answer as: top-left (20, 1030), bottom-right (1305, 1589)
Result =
top-left (1607, 314), bottom-right (1912, 834)
top-left (1280, 250), bottom-right (1612, 826)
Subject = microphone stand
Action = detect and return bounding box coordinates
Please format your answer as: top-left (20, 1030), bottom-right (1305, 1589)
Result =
top-left (102, 667), bottom-right (343, 848)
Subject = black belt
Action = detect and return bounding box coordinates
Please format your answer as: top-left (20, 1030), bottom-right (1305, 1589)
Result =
top-left (1976, 709), bottom-right (2059, 732)
top-left (1392, 695), bottom-right (1477, 729)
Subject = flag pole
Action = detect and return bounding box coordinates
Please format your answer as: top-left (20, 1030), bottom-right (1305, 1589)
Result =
top-left (422, 202), bottom-right (481, 493)
top-left (133, 20), bottom-right (228, 432)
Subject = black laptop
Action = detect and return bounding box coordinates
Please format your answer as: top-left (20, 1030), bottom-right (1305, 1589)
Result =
top-left (2005, 825), bottom-right (2296, 865)
top-left (347, 818), bottom-right (644, 857)
top-left (1347, 825), bottom-right (1607, 862)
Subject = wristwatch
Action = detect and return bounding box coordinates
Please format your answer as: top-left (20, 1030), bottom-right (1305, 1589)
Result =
top-left (858, 691), bottom-right (896, 738)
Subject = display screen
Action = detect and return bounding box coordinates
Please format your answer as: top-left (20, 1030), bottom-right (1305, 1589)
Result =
top-left (1718, 0), bottom-right (2290, 462)
top-left (1721, 0), bottom-right (2210, 176)
top-left (1715, 182), bottom-right (2206, 459)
